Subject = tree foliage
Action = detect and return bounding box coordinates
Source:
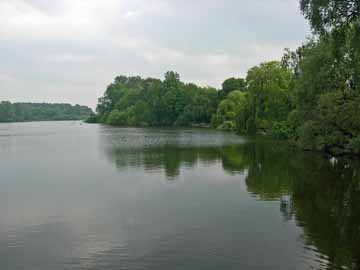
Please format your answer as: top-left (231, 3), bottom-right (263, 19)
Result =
top-left (94, 72), bottom-right (219, 127)
top-left (212, 90), bottom-right (249, 131)
top-left (300, 0), bottom-right (359, 33)
top-left (91, 0), bottom-right (360, 156)
top-left (285, 0), bottom-right (360, 155)
top-left (220, 77), bottom-right (246, 97)
top-left (210, 61), bottom-right (293, 134)
top-left (0, 102), bottom-right (92, 122)
top-left (246, 61), bottom-right (293, 131)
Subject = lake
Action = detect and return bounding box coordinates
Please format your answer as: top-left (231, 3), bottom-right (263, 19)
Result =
top-left (0, 121), bottom-right (359, 270)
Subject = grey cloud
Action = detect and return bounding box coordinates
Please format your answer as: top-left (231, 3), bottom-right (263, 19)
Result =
top-left (0, 0), bottom-right (310, 108)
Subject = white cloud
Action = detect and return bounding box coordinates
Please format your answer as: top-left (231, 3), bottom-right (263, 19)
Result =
top-left (0, 0), bottom-right (310, 108)
top-left (0, 73), bottom-right (16, 83)
top-left (46, 53), bottom-right (95, 64)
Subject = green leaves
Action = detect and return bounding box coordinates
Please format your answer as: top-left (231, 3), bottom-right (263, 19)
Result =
top-left (246, 61), bottom-right (293, 132)
top-left (212, 90), bottom-right (249, 131)
top-left (0, 102), bottom-right (92, 122)
top-left (300, 0), bottom-right (359, 33)
top-left (287, 0), bottom-right (360, 155)
top-left (220, 77), bottom-right (246, 97)
top-left (93, 0), bottom-right (360, 156)
top-left (96, 72), bottom-right (219, 127)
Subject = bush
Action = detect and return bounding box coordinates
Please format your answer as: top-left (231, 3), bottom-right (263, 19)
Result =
top-left (211, 114), bottom-right (222, 128)
top-left (255, 119), bottom-right (271, 131)
top-left (270, 122), bottom-right (292, 139)
top-left (218, 121), bottom-right (235, 131)
top-left (107, 110), bottom-right (128, 125)
top-left (287, 110), bottom-right (302, 132)
top-left (175, 111), bottom-right (192, 127)
top-left (297, 120), bottom-right (323, 150)
top-left (225, 111), bottom-right (236, 121)
top-left (349, 136), bottom-right (360, 155)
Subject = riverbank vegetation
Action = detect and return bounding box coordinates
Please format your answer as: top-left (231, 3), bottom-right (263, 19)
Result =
top-left (88, 72), bottom-right (219, 127)
top-left (90, 0), bottom-right (360, 156)
top-left (0, 102), bottom-right (93, 122)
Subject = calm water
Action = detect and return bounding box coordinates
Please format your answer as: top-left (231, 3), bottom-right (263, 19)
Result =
top-left (0, 121), bottom-right (359, 270)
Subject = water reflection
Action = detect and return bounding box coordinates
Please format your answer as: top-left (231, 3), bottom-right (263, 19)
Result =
top-left (100, 127), bottom-right (245, 179)
top-left (1, 123), bottom-right (360, 270)
top-left (240, 142), bottom-right (360, 269)
top-left (101, 127), bottom-right (360, 269)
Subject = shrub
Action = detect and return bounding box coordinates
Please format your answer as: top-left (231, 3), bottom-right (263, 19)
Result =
top-left (297, 120), bottom-right (323, 150)
top-left (270, 122), bottom-right (292, 140)
top-left (211, 114), bottom-right (222, 128)
top-left (218, 121), bottom-right (235, 131)
top-left (107, 110), bottom-right (128, 125)
top-left (349, 136), bottom-right (360, 155)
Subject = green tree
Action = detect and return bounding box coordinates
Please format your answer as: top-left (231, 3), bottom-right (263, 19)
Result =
top-left (246, 61), bottom-right (293, 132)
top-left (300, 0), bottom-right (359, 33)
top-left (220, 77), bottom-right (246, 97)
top-left (0, 101), bottom-right (14, 122)
top-left (212, 90), bottom-right (249, 131)
top-left (94, 71), bottom-right (219, 128)
top-left (0, 102), bottom-right (92, 122)
top-left (300, 0), bottom-right (360, 90)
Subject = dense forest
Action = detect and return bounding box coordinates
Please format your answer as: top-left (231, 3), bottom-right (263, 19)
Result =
top-left (0, 102), bottom-right (93, 122)
top-left (91, 0), bottom-right (360, 156)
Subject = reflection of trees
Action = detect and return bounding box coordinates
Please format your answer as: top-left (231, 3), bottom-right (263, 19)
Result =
top-left (221, 145), bottom-right (251, 174)
top-left (244, 143), bottom-right (297, 201)
top-left (103, 142), bottom-right (258, 179)
top-left (103, 144), bottom-right (224, 178)
top-left (100, 127), bottom-right (247, 178)
top-left (102, 131), bottom-right (360, 268)
top-left (242, 141), bottom-right (360, 269)
top-left (291, 159), bottom-right (360, 269)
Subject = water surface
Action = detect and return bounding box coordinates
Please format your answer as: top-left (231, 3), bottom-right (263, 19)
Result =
top-left (0, 121), bottom-right (359, 270)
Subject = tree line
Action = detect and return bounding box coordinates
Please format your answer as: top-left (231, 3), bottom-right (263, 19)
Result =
top-left (0, 102), bottom-right (93, 122)
top-left (91, 0), bottom-right (360, 156)
top-left (87, 72), bottom-right (219, 127)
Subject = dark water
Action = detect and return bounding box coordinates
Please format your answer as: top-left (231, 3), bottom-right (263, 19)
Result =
top-left (0, 121), bottom-right (359, 270)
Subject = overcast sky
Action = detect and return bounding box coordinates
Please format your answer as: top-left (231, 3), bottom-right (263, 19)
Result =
top-left (0, 0), bottom-right (310, 108)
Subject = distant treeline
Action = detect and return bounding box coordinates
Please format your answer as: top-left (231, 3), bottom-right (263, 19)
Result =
top-left (90, 0), bottom-right (360, 156)
top-left (0, 102), bottom-right (93, 122)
